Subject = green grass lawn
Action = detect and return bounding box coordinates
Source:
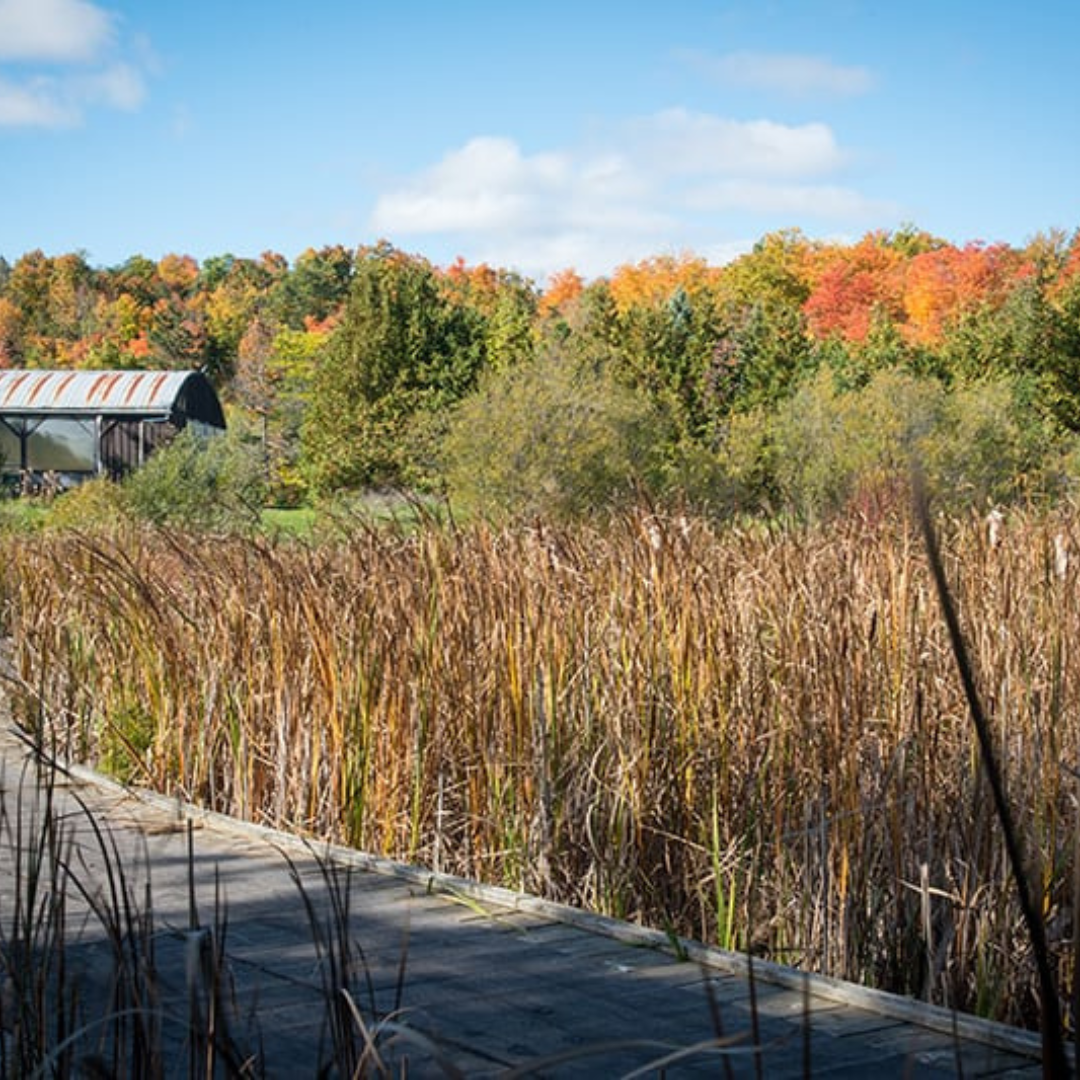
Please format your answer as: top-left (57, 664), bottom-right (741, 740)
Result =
top-left (261, 505), bottom-right (319, 538)
top-left (262, 493), bottom-right (444, 539)
top-left (0, 488), bottom-right (445, 540)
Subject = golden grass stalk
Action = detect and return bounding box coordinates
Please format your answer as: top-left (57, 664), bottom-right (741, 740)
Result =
top-left (1, 504), bottom-right (1077, 1028)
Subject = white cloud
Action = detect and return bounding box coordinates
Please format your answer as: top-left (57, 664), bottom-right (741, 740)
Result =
top-left (0, 75), bottom-right (70, 125)
top-left (685, 49), bottom-right (874, 97)
top-left (0, 62), bottom-right (143, 128)
top-left (470, 231), bottom-right (634, 283)
top-left (369, 107), bottom-right (891, 280)
top-left (371, 135), bottom-right (678, 278)
top-left (625, 109), bottom-right (845, 177)
top-left (0, 0), bottom-right (147, 127)
top-left (77, 61), bottom-right (144, 111)
top-left (372, 137), bottom-right (567, 231)
top-left (0, 0), bottom-right (114, 61)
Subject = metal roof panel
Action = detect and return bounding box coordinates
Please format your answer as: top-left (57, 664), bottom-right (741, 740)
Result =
top-left (0, 369), bottom-right (196, 414)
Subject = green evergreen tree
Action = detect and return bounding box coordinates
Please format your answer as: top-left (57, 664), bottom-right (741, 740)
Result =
top-left (300, 243), bottom-right (486, 492)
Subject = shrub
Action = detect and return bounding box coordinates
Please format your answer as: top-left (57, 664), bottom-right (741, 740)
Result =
top-left (122, 427), bottom-right (267, 531)
top-left (722, 368), bottom-right (1077, 519)
top-left (770, 367), bottom-right (947, 518)
top-left (922, 376), bottom-right (1078, 507)
top-left (45, 475), bottom-right (128, 531)
top-left (438, 349), bottom-right (674, 520)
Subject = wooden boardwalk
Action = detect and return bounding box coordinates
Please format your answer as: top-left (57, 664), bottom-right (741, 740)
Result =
top-left (0, 721), bottom-right (1057, 1077)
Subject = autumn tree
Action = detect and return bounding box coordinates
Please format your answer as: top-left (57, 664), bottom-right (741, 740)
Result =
top-left (802, 232), bottom-right (906, 342)
top-left (109, 255), bottom-right (164, 308)
top-left (609, 253), bottom-right (722, 312)
top-left (441, 258), bottom-right (537, 370)
top-left (4, 250), bottom-right (52, 337)
top-left (229, 314), bottom-right (328, 503)
top-left (0, 298), bottom-right (24, 367)
top-left (901, 241), bottom-right (1025, 346)
top-left (3, 250), bottom-right (56, 363)
top-left (233, 316), bottom-right (276, 418)
top-left (582, 255), bottom-right (723, 442)
top-left (270, 245), bottom-right (354, 329)
top-left (537, 267), bottom-right (584, 321)
top-left (264, 323), bottom-right (327, 501)
top-left (878, 223), bottom-right (945, 258)
top-left (157, 253), bottom-right (200, 296)
top-left (544, 277), bottom-right (621, 365)
top-left (0, 250), bottom-right (99, 365)
top-left (718, 229), bottom-right (816, 311)
top-left (84, 291), bottom-right (151, 367)
top-left (147, 295), bottom-right (212, 373)
top-left (201, 256), bottom-right (278, 379)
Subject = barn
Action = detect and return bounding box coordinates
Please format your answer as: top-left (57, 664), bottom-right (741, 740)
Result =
top-left (0, 369), bottom-right (226, 487)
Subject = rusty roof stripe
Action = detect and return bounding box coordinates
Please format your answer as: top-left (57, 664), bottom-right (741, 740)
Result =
top-left (121, 372), bottom-right (147, 406)
top-left (54, 371), bottom-right (79, 400)
top-left (91, 372), bottom-right (123, 404)
top-left (1, 371), bottom-right (32, 406)
top-left (86, 372), bottom-right (113, 403)
top-left (25, 372), bottom-right (55, 405)
top-left (149, 372), bottom-right (170, 401)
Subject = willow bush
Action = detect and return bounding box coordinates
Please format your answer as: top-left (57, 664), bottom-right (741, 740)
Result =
top-left (438, 347), bottom-right (674, 520)
top-left (722, 369), bottom-right (1077, 519)
top-left (1, 503), bottom-right (1078, 1030)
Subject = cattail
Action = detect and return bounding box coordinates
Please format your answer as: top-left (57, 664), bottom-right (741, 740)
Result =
top-left (1054, 530), bottom-right (1069, 580)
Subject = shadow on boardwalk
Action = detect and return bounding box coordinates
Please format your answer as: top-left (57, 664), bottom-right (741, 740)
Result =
top-left (0, 722), bottom-right (1055, 1077)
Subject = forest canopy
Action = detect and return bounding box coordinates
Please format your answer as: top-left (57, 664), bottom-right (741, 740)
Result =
top-left (2, 226), bottom-right (1080, 519)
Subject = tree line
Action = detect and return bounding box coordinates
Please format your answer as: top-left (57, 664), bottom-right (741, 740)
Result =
top-left (2, 225), bottom-right (1080, 518)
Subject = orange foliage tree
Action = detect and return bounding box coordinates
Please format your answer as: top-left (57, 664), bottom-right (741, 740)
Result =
top-left (537, 267), bottom-right (584, 319)
top-left (802, 233), bottom-right (906, 343)
top-left (609, 253), bottom-right (722, 315)
top-left (902, 242), bottom-right (1029, 345)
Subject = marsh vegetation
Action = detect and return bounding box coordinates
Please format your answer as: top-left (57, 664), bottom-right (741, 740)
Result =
top-left (1, 497), bottom-right (1077, 1033)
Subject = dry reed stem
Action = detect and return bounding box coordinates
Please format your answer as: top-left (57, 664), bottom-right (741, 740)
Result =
top-left (0, 507), bottom-right (1077, 1029)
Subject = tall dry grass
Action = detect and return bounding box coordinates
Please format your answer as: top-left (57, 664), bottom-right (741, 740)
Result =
top-left (1, 502), bottom-right (1078, 1030)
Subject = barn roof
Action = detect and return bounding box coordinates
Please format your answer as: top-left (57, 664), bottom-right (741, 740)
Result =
top-left (0, 370), bottom-right (189, 414)
top-left (0, 369), bottom-right (225, 427)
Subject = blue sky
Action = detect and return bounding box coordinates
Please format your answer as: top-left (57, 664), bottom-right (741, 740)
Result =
top-left (1, 0), bottom-right (1077, 282)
